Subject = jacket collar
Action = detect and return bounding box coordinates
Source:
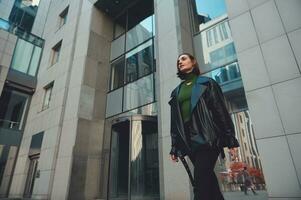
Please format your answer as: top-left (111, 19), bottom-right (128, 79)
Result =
top-left (170, 76), bottom-right (210, 113)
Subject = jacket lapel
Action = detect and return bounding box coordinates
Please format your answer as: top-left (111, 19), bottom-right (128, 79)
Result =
top-left (190, 76), bottom-right (209, 113)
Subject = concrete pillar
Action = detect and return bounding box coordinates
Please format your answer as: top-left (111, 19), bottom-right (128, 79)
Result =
top-left (154, 0), bottom-right (194, 199)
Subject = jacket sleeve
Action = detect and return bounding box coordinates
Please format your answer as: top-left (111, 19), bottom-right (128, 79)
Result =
top-left (208, 78), bottom-right (235, 136)
top-left (169, 98), bottom-right (178, 156)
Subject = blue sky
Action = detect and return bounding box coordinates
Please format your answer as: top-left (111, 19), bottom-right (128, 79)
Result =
top-left (195, 0), bottom-right (227, 19)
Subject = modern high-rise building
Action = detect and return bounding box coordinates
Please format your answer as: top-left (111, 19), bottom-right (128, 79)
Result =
top-left (0, 0), bottom-right (300, 199)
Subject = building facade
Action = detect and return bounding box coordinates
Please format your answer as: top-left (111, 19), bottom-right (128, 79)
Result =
top-left (0, 0), bottom-right (300, 199)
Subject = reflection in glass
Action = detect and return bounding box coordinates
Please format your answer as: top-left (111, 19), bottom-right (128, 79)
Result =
top-left (106, 88), bottom-right (123, 118)
top-left (8, 0), bottom-right (40, 32)
top-left (109, 121), bottom-right (130, 199)
top-left (131, 120), bottom-right (159, 199)
top-left (110, 57), bottom-right (125, 90)
top-left (28, 46), bottom-right (42, 76)
top-left (114, 13), bottom-right (126, 39)
top-left (126, 15), bottom-right (153, 51)
top-left (123, 74), bottom-right (154, 111)
top-left (0, 145), bottom-right (18, 196)
top-left (204, 62), bottom-right (240, 85)
top-left (11, 38), bottom-right (42, 76)
top-left (11, 38), bottom-right (34, 73)
top-left (0, 87), bottom-right (29, 130)
top-left (216, 111), bottom-right (266, 193)
top-left (126, 40), bottom-right (153, 83)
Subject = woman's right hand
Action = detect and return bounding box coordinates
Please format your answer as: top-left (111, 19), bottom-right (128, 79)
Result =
top-left (170, 154), bottom-right (179, 162)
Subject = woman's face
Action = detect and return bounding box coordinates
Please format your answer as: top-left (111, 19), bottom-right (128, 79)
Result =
top-left (177, 54), bottom-right (195, 74)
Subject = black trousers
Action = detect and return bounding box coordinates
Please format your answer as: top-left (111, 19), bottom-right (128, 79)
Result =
top-left (189, 148), bottom-right (225, 200)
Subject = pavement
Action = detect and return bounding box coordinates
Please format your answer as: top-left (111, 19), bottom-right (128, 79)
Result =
top-left (224, 190), bottom-right (268, 200)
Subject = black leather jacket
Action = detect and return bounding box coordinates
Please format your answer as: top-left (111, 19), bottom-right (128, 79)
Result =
top-left (169, 76), bottom-right (239, 157)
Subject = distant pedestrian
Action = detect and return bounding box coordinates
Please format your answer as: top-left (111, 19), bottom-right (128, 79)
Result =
top-left (242, 167), bottom-right (257, 195)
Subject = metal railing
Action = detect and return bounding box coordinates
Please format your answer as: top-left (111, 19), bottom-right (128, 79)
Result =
top-left (0, 17), bottom-right (44, 47)
top-left (0, 119), bottom-right (21, 130)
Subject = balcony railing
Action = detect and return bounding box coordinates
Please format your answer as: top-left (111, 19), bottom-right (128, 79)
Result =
top-left (0, 17), bottom-right (43, 47)
top-left (0, 119), bottom-right (21, 130)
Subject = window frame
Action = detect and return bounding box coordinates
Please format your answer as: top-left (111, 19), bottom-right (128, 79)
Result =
top-left (58, 6), bottom-right (69, 29)
top-left (50, 40), bottom-right (62, 66)
top-left (42, 82), bottom-right (54, 111)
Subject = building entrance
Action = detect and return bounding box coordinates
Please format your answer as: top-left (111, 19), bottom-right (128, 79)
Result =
top-left (108, 115), bottom-right (159, 200)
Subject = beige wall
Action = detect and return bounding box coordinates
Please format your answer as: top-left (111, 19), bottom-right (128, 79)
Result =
top-left (0, 30), bottom-right (16, 94)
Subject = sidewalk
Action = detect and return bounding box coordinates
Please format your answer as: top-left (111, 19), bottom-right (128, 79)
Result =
top-left (224, 190), bottom-right (268, 200)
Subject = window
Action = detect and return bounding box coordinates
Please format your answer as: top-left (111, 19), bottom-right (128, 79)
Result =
top-left (241, 129), bottom-right (245, 137)
top-left (125, 40), bottom-right (153, 83)
top-left (58, 6), bottom-right (69, 29)
top-left (50, 41), bottom-right (62, 65)
top-left (42, 82), bottom-right (54, 110)
top-left (206, 30), bottom-right (213, 47)
top-left (110, 57), bottom-right (125, 90)
top-left (0, 87), bottom-right (29, 130)
top-left (244, 142), bottom-right (248, 151)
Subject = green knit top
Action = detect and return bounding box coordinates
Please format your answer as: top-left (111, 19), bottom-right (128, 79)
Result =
top-left (177, 73), bottom-right (198, 122)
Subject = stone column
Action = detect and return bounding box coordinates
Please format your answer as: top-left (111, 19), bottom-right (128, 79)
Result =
top-left (154, 0), bottom-right (194, 199)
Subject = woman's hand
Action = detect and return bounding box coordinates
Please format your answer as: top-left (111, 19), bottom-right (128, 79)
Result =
top-left (170, 154), bottom-right (179, 162)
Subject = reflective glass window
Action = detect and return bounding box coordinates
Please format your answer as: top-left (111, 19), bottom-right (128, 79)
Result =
top-left (110, 57), bottom-right (125, 90)
top-left (123, 74), bottom-right (154, 111)
top-left (42, 82), bottom-right (54, 110)
top-left (204, 62), bottom-right (241, 85)
top-left (50, 40), bottom-right (62, 66)
top-left (0, 145), bottom-right (18, 194)
top-left (28, 46), bottom-right (42, 76)
top-left (106, 88), bottom-right (123, 118)
top-left (126, 40), bottom-right (153, 83)
top-left (130, 120), bottom-right (159, 198)
top-left (113, 13), bottom-right (126, 39)
top-left (0, 87), bottom-right (29, 130)
top-left (11, 38), bottom-right (34, 73)
top-left (126, 15), bottom-right (153, 51)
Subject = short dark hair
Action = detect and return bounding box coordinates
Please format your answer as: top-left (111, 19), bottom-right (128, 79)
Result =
top-left (176, 53), bottom-right (201, 80)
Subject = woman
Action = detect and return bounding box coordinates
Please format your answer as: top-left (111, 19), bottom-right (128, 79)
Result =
top-left (169, 53), bottom-right (239, 200)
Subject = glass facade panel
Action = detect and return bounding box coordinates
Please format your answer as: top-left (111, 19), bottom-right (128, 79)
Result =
top-left (11, 38), bottom-right (34, 73)
top-left (10, 38), bottom-right (42, 76)
top-left (125, 40), bottom-right (153, 83)
top-left (8, 0), bottom-right (39, 32)
top-left (130, 120), bottom-right (159, 199)
top-left (114, 13), bottom-right (126, 39)
top-left (204, 62), bottom-right (241, 85)
top-left (110, 57), bottom-right (125, 90)
top-left (126, 15), bottom-right (153, 51)
top-left (110, 35), bottom-right (125, 61)
top-left (109, 121), bottom-right (129, 199)
top-left (28, 46), bottom-right (41, 76)
top-left (0, 87), bottom-right (29, 130)
top-left (106, 88), bottom-right (123, 118)
top-left (123, 74), bottom-right (154, 112)
top-left (0, 145), bottom-right (18, 197)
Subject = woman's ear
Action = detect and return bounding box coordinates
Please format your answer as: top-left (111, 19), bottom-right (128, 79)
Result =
top-left (192, 59), bottom-right (197, 66)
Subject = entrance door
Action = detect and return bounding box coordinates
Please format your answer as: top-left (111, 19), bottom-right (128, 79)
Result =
top-left (108, 115), bottom-right (159, 200)
top-left (23, 155), bottom-right (39, 198)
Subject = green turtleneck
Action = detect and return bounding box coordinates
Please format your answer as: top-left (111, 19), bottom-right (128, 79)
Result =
top-left (177, 73), bottom-right (198, 122)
